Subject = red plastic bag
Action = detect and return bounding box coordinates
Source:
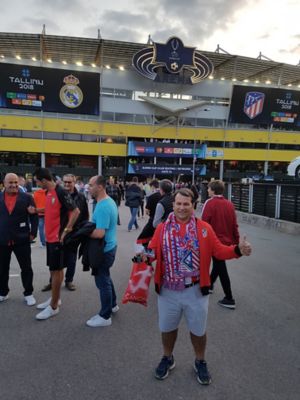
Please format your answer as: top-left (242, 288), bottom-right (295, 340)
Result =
top-left (122, 261), bottom-right (153, 307)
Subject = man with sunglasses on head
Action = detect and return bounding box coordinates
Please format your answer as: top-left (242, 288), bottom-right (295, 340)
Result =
top-left (62, 174), bottom-right (89, 290)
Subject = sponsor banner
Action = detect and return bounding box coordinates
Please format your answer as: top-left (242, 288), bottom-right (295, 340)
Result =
top-left (229, 85), bottom-right (300, 129)
top-left (128, 141), bottom-right (207, 158)
top-left (206, 149), bottom-right (224, 157)
top-left (0, 63), bottom-right (100, 115)
top-left (128, 163), bottom-right (206, 175)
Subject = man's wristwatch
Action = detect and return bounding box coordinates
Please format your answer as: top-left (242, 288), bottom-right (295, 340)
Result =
top-left (64, 227), bottom-right (72, 233)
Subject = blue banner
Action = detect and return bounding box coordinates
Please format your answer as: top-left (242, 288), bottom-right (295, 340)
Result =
top-left (128, 141), bottom-right (207, 158)
top-left (128, 163), bottom-right (206, 175)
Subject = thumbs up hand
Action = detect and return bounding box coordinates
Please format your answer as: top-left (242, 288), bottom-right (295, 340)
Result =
top-left (239, 235), bottom-right (252, 256)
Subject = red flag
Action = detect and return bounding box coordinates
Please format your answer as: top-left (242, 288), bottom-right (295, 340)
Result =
top-left (122, 262), bottom-right (153, 307)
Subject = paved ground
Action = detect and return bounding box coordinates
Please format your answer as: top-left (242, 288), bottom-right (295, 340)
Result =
top-left (0, 204), bottom-right (299, 400)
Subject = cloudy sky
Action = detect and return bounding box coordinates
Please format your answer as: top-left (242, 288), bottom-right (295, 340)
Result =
top-left (1, 0), bottom-right (299, 65)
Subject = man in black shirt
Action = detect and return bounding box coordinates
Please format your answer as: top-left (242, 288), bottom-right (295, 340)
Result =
top-left (62, 174), bottom-right (89, 290)
top-left (106, 177), bottom-right (121, 225)
top-left (125, 177), bottom-right (142, 232)
top-left (136, 179), bottom-right (161, 247)
top-left (153, 179), bottom-right (173, 228)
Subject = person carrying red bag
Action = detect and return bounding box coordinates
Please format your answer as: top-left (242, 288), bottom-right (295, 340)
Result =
top-left (147, 188), bottom-right (252, 385)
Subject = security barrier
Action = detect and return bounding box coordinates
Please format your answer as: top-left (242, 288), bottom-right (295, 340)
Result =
top-left (226, 183), bottom-right (300, 223)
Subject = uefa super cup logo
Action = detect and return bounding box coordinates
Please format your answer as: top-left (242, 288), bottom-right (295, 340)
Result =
top-left (59, 74), bottom-right (83, 108)
top-left (132, 36), bottom-right (214, 84)
top-left (170, 38), bottom-right (179, 59)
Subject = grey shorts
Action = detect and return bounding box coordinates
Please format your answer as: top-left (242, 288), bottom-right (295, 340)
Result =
top-left (157, 284), bottom-right (209, 336)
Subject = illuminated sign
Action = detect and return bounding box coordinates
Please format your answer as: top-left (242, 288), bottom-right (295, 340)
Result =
top-left (0, 63), bottom-right (100, 115)
top-left (132, 37), bottom-right (213, 84)
top-left (128, 141), bottom-right (207, 158)
top-left (128, 163), bottom-right (206, 175)
top-left (229, 85), bottom-right (300, 129)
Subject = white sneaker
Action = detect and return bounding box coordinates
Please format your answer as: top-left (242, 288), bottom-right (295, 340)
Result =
top-left (24, 295), bottom-right (36, 306)
top-left (36, 297), bottom-right (62, 309)
top-left (0, 295), bottom-right (9, 302)
top-left (112, 305), bottom-right (119, 313)
top-left (36, 305), bottom-right (59, 320)
top-left (88, 314), bottom-right (101, 321)
top-left (86, 314), bottom-right (112, 327)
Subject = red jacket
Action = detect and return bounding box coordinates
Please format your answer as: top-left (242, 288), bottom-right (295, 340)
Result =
top-left (149, 218), bottom-right (240, 294)
top-left (201, 196), bottom-right (239, 245)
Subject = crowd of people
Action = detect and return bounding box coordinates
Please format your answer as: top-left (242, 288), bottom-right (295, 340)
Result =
top-left (0, 170), bottom-right (251, 386)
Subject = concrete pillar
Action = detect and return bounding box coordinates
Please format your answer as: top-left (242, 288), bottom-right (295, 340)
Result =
top-left (41, 153), bottom-right (46, 167)
top-left (264, 161), bottom-right (268, 176)
top-left (219, 160), bottom-right (224, 180)
top-left (98, 155), bottom-right (102, 175)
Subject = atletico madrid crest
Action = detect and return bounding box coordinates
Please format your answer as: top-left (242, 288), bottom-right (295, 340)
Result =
top-left (243, 92), bottom-right (265, 119)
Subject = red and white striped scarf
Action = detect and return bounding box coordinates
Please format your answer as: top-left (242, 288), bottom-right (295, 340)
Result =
top-left (162, 212), bottom-right (200, 290)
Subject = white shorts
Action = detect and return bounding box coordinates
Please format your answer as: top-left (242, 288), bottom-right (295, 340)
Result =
top-left (157, 284), bottom-right (209, 337)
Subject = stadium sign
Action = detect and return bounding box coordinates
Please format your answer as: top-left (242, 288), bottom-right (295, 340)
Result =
top-left (128, 163), bottom-right (207, 175)
top-left (229, 85), bottom-right (300, 130)
top-left (132, 37), bottom-right (213, 84)
top-left (128, 141), bottom-right (207, 159)
top-left (0, 63), bottom-right (100, 115)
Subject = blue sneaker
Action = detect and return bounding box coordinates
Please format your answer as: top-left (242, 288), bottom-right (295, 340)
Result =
top-left (155, 355), bottom-right (175, 380)
top-left (194, 360), bottom-right (212, 385)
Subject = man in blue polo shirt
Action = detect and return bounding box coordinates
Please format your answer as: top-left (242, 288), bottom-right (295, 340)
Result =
top-left (86, 175), bottom-right (118, 327)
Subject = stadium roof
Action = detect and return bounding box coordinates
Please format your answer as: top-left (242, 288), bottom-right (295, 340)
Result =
top-left (0, 32), bottom-right (299, 87)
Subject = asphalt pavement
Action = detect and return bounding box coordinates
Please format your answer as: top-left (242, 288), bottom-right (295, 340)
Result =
top-left (0, 204), bottom-right (299, 400)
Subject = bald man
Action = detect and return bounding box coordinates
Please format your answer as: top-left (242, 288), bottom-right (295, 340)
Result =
top-left (0, 173), bottom-right (38, 306)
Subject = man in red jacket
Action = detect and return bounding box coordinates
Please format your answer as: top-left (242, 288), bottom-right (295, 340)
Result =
top-left (148, 188), bottom-right (251, 385)
top-left (202, 180), bottom-right (239, 309)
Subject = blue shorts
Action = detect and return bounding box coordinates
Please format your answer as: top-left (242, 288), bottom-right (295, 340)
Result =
top-left (157, 284), bottom-right (209, 336)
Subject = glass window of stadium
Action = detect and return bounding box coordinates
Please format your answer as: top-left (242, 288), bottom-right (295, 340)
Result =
top-left (45, 154), bottom-right (98, 181)
top-left (101, 112), bottom-right (115, 121)
top-left (102, 156), bottom-right (125, 170)
top-left (22, 131), bottom-right (42, 139)
top-left (224, 161), bottom-right (264, 173)
top-left (81, 134), bottom-right (101, 142)
top-left (0, 152), bottom-right (40, 179)
top-left (63, 133), bottom-right (82, 141)
top-left (43, 132), bottom-right (63, 140)
top-left (0, 151), bottom-right (39, 166)
top-left (1, 129), bottom-right (21, 137)
top-left (46, 154), bottom-right (97, 168)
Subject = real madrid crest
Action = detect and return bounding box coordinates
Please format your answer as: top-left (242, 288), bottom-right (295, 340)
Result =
top-left (59, 74), bottom-right (83, 108)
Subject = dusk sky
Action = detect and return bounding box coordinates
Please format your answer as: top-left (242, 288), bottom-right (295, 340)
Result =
top-left (0, 0), bottom-right (299, 65)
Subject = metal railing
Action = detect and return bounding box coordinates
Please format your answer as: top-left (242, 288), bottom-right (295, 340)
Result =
top-left (225, 183), bottom-right (300, 223)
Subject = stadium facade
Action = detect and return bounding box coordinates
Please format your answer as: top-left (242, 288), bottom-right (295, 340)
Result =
top-left (0, 32), bottom-right (299, 182)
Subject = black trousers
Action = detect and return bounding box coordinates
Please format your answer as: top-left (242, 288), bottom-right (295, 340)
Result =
top-left (210, 257), bottom-right (233, 300)
top-left (0, 243), bottom-right (33, 296)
